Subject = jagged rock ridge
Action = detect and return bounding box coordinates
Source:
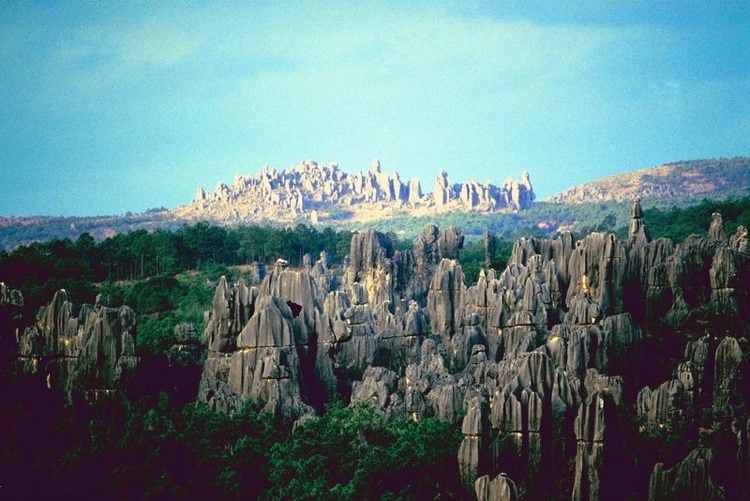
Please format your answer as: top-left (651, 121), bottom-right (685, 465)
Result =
top-left (174, 159), bottom-right (534, 224)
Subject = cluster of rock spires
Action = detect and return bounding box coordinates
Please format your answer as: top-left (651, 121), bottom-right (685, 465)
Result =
top-left (0, 283), bottom-right (24, 370)
top-left (13, 291), bottom-right (140, 403)
top-left (175, 159), bottom-right (534, 224)
top-left (6, 198), bottom-right (750, 499)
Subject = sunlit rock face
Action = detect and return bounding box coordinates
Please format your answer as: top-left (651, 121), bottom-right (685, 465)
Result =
top-left (198, 264), bottom-right (318, 422)
top-left (175, 160), bottom-right (535, 225)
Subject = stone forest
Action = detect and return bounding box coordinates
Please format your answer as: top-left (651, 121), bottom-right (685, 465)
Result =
top-left (2, 199), bottom-right (749, 500)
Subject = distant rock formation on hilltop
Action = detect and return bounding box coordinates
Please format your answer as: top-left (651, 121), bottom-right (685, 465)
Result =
top-left (173, 159), bottom-right (534, 224)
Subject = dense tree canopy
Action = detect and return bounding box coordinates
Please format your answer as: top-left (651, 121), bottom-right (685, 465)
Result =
top-left (0, 223), bottom-right (353, 317)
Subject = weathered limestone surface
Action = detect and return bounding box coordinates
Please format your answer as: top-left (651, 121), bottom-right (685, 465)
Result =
top-left (648, 448), bottom-right (724, 500)
top-left (0, 282), bottom-right (23, 370)
top-left (177, 160), bottom-right (535, 224)
top-left (15, 290), bottom-right (139, 402)
top-left (475, 472), bottom-right (518, 501)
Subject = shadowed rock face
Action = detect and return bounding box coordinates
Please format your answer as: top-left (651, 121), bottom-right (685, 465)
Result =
top-left (637, 379), bottom-right (687, 433)
top-left (475, 472), bottom-right (518, 501)
top-left (649, 448), bottom-right (724, 500)
top-left (0, 282), bottom-right (24, 372)
top-left (572, 390), bottom-right (618, 501)
top-left (0, 282), bottom-right (23, 308)
top-left (167, 322), bottom-right (203, 367)
top-left (713, 336), bottom-right (744, 415)
top-left (15, 290), bottom-right (139, 403)
top-left (459, 395), bottom-right (491, 489)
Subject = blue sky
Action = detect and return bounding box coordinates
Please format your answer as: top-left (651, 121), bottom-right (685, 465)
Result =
top-left (1, 1), bottom-right (748, 216)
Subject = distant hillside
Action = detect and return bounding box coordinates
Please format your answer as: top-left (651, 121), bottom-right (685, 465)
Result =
top-left (549, 157), bottom-right (750, 204)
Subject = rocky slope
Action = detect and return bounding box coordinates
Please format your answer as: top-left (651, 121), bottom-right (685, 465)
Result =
top-left (173, 159), bottom-right (535, 225)
top-left (550, 157), bottom-right (750, 204)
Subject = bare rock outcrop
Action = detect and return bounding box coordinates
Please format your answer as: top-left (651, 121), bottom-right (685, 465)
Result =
top-left (567, 232), bottom-right (627, 316)
top-left (428, 259), bottom-right (467, 371)
top-left (176, 160), bottom-right (535, 225)
top-left (628, 198), bottom-right (651, 247)
top-left (199, 271), bottom-right (317, 421)
top-left (401, 339), bottom-right (461, 422)
top-left (350, 366), bottom-right (398, 410)
top-left (637, 379), bottom-right (688, 432)
top-left (167, 323), bottom-right (205, 366)
top-left (648, 447), bottom-right (724, 500)
top-left (0, 282), bottom-right (23, 369)
top-left (16, 290), bottom-right (139, 402)
top-left (0, 282), bottom-right (23, 308)
top-left (344, 229), bottom-right (399, 314)
top-left (489, 352), bottom-right (577, 486)
top-left (572, 391), bottom-right (619, 501)
top-left (713, 336), bottom-right (745, 415)
top-left (229, 293), bottom-right (314, 420)
top-left (459, 395), bottom-right (491, 489)
top-left (474, 472), bottom-right (518, 501)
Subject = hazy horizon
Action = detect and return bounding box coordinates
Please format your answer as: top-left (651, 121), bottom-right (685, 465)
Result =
top-left (2, 1), bottom-right (748, 217)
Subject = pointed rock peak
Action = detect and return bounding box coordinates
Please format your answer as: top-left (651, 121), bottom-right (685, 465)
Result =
top-left (708, 212), bottom-right (726, 241)
top-left (630, 198), bottom-right (644, 219)
top-left (212, 276), bottom-right (231, 311)
top-left (628, 198), bottom-right (650, 246)
top-left (274, 258), bottom-right (289, 270)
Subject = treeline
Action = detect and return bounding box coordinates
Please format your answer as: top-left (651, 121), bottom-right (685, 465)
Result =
top-left (607, 197), bottom-right (750, 242)
top-left (640, 197), bottom-right (750, 242)
top-left (0, 223), bottom-right (352, 317)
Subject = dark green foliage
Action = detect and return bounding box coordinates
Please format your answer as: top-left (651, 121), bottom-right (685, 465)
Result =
top-left (637, 197), bottom-right (750, 242)
top-left (108, 397), bottom-right (284, 498)
top-left (460, 237), bottom-right (513, 284)
top-left (99, 271), bottom-right (218, 357)
top-left (0, 363), bottom-right (284, 499)
top-left (0, 237), bottom-right (98, 318)
top-left (125, 275), bottom-right (181, 314)
top-left (0, 223), bottom-right (353, 317)
top-left (267, 401), bottom-right (464, 500)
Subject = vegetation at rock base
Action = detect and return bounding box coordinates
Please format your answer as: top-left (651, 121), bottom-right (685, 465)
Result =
top-left (267, 401), bottom-right (463, 500)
